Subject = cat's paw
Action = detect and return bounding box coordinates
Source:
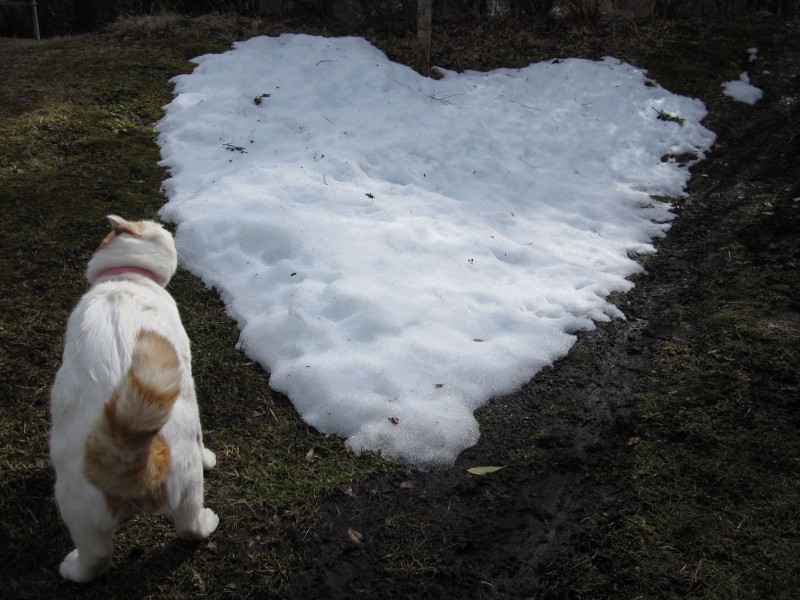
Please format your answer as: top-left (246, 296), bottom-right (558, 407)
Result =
top-left (202, 447), bottom-right (216, 471)
top-left (200, 508), bottom-right (220, 537)
top-left (59, 549), bottom-right (109, 583)
top-left (177, 508), bottom-right (219, 541)
top-left (59, 549), bottom-right (85, 582)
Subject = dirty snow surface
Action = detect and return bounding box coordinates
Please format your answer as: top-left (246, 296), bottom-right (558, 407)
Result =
top-left (157, 34), bottom-right (715, 467)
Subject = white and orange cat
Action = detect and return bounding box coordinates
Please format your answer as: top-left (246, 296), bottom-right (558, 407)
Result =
top-left (49, 215), bottom-right (218, 582)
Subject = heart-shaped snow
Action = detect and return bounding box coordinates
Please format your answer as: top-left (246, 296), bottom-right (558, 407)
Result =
top-left (157, 34), bottom-right (715, 468)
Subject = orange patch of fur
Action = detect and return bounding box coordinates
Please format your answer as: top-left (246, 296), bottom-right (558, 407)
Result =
top-left (83, 331), bottom-right (180, 509)
top-left (92, 218), bottom-right (145, 255)
top-left (147, 435), bottom-right (171, 487)
top-left (101, 435), bottom-right (170, 517)
top-left (128, 370), bottom-right (179, 418)
top-left (92, 230), bottom-right (118, 256)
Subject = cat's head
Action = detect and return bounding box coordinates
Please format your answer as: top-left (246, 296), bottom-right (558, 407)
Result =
top-left (85, 215), bottom-right (178, 287)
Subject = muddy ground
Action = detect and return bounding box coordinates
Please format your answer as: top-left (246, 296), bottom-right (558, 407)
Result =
top-left (1, 10), bottom-right (798, 600)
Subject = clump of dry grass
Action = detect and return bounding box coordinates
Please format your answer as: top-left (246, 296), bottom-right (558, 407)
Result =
top-left (107, 12), bottom-right (241, 39)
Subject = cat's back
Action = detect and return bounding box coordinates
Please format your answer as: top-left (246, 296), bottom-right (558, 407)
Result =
top-left (70, 279), bottom-right (188, 370)
top-left (52, 278), bottom-right (186, 422)
top-left (76, 277), bottom-right (182, 341)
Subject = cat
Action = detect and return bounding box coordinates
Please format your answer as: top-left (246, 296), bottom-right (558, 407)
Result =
top-left (49, 215), bottom-right (219, 582)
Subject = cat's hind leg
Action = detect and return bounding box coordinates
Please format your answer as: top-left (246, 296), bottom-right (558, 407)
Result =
top-left (171, 472), bottom-right (218, 540)
top-left (173, 499), bottom-right (219, 541)
top-left (60, 544), bottom-right (113, 583)
top-left (57, 509), bottom-right (116, 582)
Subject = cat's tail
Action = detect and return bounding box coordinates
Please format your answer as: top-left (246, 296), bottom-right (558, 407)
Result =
top-left (84, 330), bottom-right (180, 499)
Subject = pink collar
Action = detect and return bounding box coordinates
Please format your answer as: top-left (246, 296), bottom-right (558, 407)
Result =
top-left (97, 266), bottom-right (160, 284)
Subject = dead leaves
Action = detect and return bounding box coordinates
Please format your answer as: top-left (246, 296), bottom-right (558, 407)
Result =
top-left (347, 527), bottom-right (365, 545)
top-left (467, 465), bottom-right (506, 475)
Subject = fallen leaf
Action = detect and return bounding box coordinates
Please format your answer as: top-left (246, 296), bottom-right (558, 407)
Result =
top-left (467, 465), bottom-right (506, 475)
top-left (347, 527), bottom-right (365, 544)
top-left (305, 448), bottom-right (315, 462)
top-left (388, 416), bottom-right (399, 425)
top-left (627, 436), bottom-right (641, 447)
top-left (399, 480), bottom-right (415, 489)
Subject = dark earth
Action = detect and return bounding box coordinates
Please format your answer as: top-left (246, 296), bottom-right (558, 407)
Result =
top-left (1, 7), bottom-right (798, 599)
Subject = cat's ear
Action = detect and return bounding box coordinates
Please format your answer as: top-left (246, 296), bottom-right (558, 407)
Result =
top-left (107, 215), bottom-right (142, 238)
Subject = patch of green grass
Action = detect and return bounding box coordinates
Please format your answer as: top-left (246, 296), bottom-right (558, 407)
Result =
top-left (654, 107), bottom-right (685, 126)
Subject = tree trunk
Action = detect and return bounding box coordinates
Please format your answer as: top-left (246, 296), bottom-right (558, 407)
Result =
top-left (415, 0), bottom-right (432, 77)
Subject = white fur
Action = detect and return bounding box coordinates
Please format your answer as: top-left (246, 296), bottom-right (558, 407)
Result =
top-left (50, 216), bottom-right (218, 583)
